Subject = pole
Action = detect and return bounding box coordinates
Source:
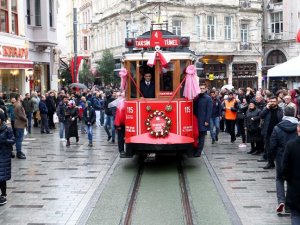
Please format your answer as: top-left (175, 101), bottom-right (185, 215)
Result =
top-left (73, 8), bottom-right (78, 83)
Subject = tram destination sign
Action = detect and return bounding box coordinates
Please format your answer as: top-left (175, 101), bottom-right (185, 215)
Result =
top-left (136, 30), bottom-right (180, 48)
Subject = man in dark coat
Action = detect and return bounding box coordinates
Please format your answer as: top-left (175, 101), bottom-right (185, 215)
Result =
top-left (270, 107), bottom-right (298, 214)
top-left (83, 101), bottom-right (96, 147)
top-left (46, 91), bottom-right (56, 129)
top-left (209, 90), bottom-right (222, 144)
top-left (22, 93), bottom-right (34, 134)
top-left (193, 83), bottom-right (213, 157)
top-left (260, 96), bottom-right (283, 169)
top-left (38, 95), bottom-right (51, 134)
top-left (0, 111), bottom-right (15, 205)
top-left (282, 122), bottom-right (300, 224)
top-left (103, 90), bottom-right (116, 143)
top-left (65, 100), bottom-right (79, 147)
top-left (140, 72), bottom-right (155, 98)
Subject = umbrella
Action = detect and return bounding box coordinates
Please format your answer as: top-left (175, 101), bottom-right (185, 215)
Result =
top-left (69, 83), bottom-right (88, 89)
top-left (108, 97), bottom-right (123, 108)
top-left (221, 84), bottom-right (234, 91)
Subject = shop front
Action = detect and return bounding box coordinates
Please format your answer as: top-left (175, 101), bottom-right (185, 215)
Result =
top-left (232, 63), bottom-right (257, 89)
top-left (0, 45), bottom-right (33, 100)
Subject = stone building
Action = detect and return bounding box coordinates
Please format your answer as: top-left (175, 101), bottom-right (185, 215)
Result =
top-left (90, 0), bottom-right (263, 89)
top-left (263, 0), bottom-right (300, 90)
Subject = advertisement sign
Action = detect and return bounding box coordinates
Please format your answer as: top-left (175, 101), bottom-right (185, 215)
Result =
top-left (125, 101), bottom-right (138, 139)
top-left (180, 101), bottom-right (193, 138)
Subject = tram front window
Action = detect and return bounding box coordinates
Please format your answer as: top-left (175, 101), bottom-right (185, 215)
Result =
top-left (160, 64), bottom-right (173, 92)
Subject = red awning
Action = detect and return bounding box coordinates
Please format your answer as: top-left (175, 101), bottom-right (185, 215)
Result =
top-left (0, 58), bottom-right (34, 69)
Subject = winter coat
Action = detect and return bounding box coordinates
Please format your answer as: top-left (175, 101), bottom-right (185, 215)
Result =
top-left (270, 117), bottom-right (298, 160)
top-left (14, 102), bottom-right (27, 128)
top-left (260, 106), bottom-right (283, 138)
top-left (39, 100), bottom-right (48, 115)
top-left (46, 96), bottom-right (56, 114)
top-left (210, 97), bottom-right (222, 118)
top-left (57, 102), bottom-right (67, 123)
top-left (0, 123), bottom-right (15, 182)
top-left (282, 136), bottom-right (300, 213)
top-left (31, 96), bottom-right (40, 112)
top-left (245, 107), bottom-right (262, 143)
top-left (64, 107), bottom-right (79, 138)
top-left (92, 97), bottom-right (101, 110)
top-left (104, 95), bottom-right (116, 116)
top-left (83, 106), bottom-right (96, 125)
top-left (194, 93), bottom-right (213, 132)
top-left (237, 102), bottom-right (248, 120)
top-left (22, 98), bottom-right (34, 113)
top-left (7, 104), bottom-right (15, 121)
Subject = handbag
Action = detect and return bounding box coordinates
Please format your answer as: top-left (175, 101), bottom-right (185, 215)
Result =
top-left (53, 112), bottom-right (59, 123)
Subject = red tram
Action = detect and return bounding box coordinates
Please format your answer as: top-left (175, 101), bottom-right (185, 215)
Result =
top-left (120, 28), bottom-right (200, 158)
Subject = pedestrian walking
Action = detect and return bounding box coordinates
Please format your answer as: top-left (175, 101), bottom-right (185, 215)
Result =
top-left (65, 100), bottom-right (79, 147)
top-left (222, 91), bottom-right (238, 143)
top-left (193, 83), bottom-right (213, 157)
top-left (14, 94), bottom-right (27, 159)
top-left (270, 106), bottom-right (298, 215)
top-left (92, 93), bottom-right (102, 127)
top-left (104, 90), bottom-right (116, 143)
top-left (260, 96), bottom-right (283, 169)
top-left (209, 90), bottom-right (222, 144)
top-left (38, 95), bottom-right (51, 134)
top-left (83, 101), bottom-right (96, 147)
top-left (78, 96), bottom-right (87, 134)
top-left (237, 98), bottom-right (248, 147)
top-left (31, 92), bottom-right (40, 128)
top-left (57, 96), bottom-right (68, 140)
top-left (46, 92), bottom-right (56, 129)
top-left (22, 93), bottom-right (34, 134)
top-left (282, 122), bottom-right (300, 225)
top-left (0, 112), bottom-right (15, 206)
top-left (114, 97), bottom-right (126, 157)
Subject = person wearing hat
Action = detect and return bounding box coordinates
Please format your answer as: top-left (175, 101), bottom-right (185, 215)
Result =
top-left (0, 111), bottom-right (15, 205)
top-left (65, 100), bottom-right (79, 147)
top-left (83, 101), bottom-right (96, 147)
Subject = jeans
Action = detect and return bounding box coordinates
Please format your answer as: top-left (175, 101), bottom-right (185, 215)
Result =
top-left (59, 122), bottom-right (65, 139)
top-left (210, 117), bottom-right (220, 141)
top-left (95, 110), bottom-right (101, 126)
top-left (26, 112), bottom-right (32, 133)
top-left (104, 114), bottom-right (115, 141)
top-left (291, 210), bottom-right (300, 225)
top-left (15, 128), bottom-right (24, 154)
top-left (80, 120), bottom-right (86, 133)
top-left (86, 124), bottom-right (93, 143)
top-left (275, 158), bottom-right (285, 204)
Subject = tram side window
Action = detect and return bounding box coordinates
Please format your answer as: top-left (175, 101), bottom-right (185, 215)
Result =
top-left (130, 61), bottom-right (137, 98)
top-left (160, 63), bottom-right (173, 92)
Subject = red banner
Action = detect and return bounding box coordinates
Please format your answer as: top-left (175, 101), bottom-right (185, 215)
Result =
top-left (70, 56), bottom-right (84, 83)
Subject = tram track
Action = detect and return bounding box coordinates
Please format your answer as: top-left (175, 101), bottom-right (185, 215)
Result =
top-left (123, 155), bottom-right (194, 225)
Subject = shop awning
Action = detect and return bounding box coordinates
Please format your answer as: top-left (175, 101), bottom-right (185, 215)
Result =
top-left (267, 55), bottom-right (300, 77)
top-left (0, 58), bottom-right (34, 69)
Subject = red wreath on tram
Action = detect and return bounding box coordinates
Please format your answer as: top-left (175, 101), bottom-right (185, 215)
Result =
top-left (145, 110), bottom-right (172, 137)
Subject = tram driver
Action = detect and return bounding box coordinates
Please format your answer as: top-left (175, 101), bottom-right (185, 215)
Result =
top-left (140, 72), bottom-right (155, 98)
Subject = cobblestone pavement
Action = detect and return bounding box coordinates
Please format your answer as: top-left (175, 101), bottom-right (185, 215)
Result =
top-left (204, 132), bottom-right (291, 225)
top-left (0, 123), bottom-right (292, 225)
top-left (0, 123), bottom-right (118, 225)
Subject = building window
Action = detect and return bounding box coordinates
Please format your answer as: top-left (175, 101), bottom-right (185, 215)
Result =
top-left (232, 64), bottom-right (257, 78)
top-left (11, 0), bottom-right (18, 34)
top-left (240, 23), bottom-right (249, 43)
top-left (207, 16), bottom-right (216, 40)
top-left (203, 64), bottom-right (226, 79)
top-left (0, 0), bottom-right (8, 33)
top-left (224, 16), bottom-right (232, 40)
top-left (26, 0), bottom-right (31, 25)
top-left (172, 19), bottom-right (182, 36)
top-left (271, 12), bottom-right (283, 34)
top-left (84, 36), bottom-right (88, 50)
top-left (267, 50), bottom-right (287, 65)
top-left (35, 0), bottom-right (41, 26)
top-left (272, 0), bottom-right (282, 3)
top-left (195, 15), bottom-right (201, 39)
top-left (49, 0), bottom-right (53, 27)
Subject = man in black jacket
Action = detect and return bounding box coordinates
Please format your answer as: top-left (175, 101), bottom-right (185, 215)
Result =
top-left (282, 122), bottom-right (300, 224)
top-left (209, 90), bottom-right (221, 144)
top-left (260, 96), bottom-right (283, 169)
top-left (270, 107), bottom-right (298, 214)
top-left (22, 93), bottom-right (34, 134)
top-left (140, 72), bottom-right (155, 98)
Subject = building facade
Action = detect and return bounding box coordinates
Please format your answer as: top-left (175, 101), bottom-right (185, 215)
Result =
top-left (89, 0), bottom-right (263, 89)
top-left (25, 0), bottom-right (58, 93)
top-left (0, 0), bottom-right (32, 99)
top-left (263, 0), bottom-right (300, 89)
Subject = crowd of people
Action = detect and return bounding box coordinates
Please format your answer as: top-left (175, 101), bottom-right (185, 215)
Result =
top-left (194, 84), bottom-right (300, 224)
top-left (0, 84), bottom-right (299, 224)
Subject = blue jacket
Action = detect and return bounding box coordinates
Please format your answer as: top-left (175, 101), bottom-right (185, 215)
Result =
top-left (7, 104), bottom-right (15, 121)
top-left (0, 123), bottom-right (15, 182)
top-left (211, 97), bottom-right (222, 118)
top-left (39, 100), bottom-right (48, 115)
top-left (194, 93), bottom-right (213, 132)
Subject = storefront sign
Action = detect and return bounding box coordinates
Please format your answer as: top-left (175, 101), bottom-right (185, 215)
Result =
top-left (0, 45), bottom-right (29, 59)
